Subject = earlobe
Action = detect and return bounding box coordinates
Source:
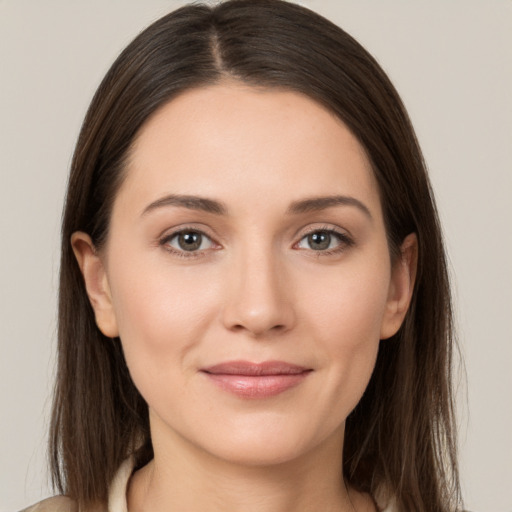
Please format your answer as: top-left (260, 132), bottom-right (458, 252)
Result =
top-left (71, 232), bottom-right (119, 338)
top-left (380, 233), bottom-right (418, 340)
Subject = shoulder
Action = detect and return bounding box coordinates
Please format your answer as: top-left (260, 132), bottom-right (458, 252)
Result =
top-left (19, 457), bottom-right (134, 512)
top-left (19, 496), bottom-right (78, 512)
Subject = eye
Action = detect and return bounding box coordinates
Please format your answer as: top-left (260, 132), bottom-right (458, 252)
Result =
top-left (162, 230), bottom-right (215, 253)
top-left (296, 229), bottom-right (352, 252)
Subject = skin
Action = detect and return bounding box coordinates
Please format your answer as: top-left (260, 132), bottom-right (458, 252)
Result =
top-left (73, 82), bottom-right (417, 512)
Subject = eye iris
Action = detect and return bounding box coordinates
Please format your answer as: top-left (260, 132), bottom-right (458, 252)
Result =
top-left (308, 231), bottom-right (331, 250)
top-left (178, 232), bottom-right (202, 251)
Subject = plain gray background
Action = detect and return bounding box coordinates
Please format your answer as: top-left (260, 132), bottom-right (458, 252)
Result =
top-left (1, 1), bottom-right (511, 511)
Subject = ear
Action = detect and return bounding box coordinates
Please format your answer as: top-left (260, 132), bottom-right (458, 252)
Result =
top-left (380, 233), bottom-right (418, 340)
top-left (71, 232), bottom-right (119, 338)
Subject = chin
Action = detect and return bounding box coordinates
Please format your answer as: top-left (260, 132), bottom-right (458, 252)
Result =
top-left (208, 438), bottom-right (314, 467)
top-left (188, 414), bottom-right (344, 469)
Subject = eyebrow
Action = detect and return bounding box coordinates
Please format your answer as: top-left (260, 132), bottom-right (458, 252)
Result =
top-left (142, 194), bottom-right (228, 216)
top-left (287, 195), bottom-right (372, 219)
top-left (141, 193), bottom-right (372, 219)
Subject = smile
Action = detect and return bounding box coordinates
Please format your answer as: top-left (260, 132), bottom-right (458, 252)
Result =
top-left (200, 360), bottom-right (312, 399)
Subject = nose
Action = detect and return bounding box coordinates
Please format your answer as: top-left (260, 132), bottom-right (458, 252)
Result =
top-left (221, 247), bottom-right (296, 337)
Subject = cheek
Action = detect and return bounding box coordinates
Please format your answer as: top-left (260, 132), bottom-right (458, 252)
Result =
top-left (106, 255), bottom-right (222, 393)
top-left (297, 257), bottom-right (390, 410)
top-left (301, 256), bottom-right (391, 347)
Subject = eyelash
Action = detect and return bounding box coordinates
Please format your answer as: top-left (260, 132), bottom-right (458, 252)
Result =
top-left (159, 226), bottom-right (217, 259)
top-left (294, 226), bottom-right (354, 257)
top-left (159, 226), bottom-right (354, 259)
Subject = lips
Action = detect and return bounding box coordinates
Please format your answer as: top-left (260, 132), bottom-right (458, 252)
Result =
top-left (200, 360), bottom-right (312, 399)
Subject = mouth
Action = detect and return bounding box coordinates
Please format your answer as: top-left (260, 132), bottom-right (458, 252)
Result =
top-left (200, 360), bottom-right (312, 399)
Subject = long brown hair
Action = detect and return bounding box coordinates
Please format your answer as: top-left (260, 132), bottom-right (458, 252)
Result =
top-left (50, 1), bottom-right (461, 510)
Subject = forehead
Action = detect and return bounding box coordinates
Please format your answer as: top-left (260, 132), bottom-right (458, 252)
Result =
top-left (117, 82), bottom-right (380, 218)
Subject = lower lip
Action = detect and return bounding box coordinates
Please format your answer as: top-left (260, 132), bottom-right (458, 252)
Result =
top-left (203, 372), bottom-right (310, 399)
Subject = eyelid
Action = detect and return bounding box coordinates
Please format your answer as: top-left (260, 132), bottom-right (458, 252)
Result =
top-left (295, 224), bottom-right (353, 241)
top-left (157, 221), bottom-right (218, 240)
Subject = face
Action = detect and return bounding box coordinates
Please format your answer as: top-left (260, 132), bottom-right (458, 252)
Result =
top-left (74, 83), bottom-right (415, 468)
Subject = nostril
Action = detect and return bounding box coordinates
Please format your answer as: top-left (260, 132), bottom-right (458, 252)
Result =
top-left (233, 322), bottom-right (287, 334)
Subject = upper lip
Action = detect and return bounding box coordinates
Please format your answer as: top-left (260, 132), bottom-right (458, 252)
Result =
top-left (201, 360), bottom-right (310, 376)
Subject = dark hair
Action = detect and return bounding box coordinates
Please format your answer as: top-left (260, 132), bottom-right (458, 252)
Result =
top-left (50, 1), bottom-right (461, 510)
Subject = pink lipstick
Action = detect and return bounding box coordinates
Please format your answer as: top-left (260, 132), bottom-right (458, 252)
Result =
top-left (201, 361), bottom-right (311, 399)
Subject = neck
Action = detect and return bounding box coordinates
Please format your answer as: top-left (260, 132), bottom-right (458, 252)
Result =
top-left (127, 417), bottom-right (373, 512)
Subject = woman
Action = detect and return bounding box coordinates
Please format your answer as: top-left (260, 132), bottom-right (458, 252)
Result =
top-left (22, 1), bottom-right (461, 511)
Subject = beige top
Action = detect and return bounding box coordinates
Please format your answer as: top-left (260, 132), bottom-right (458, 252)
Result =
top-left (20, 458), bottom-right (395, 512)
